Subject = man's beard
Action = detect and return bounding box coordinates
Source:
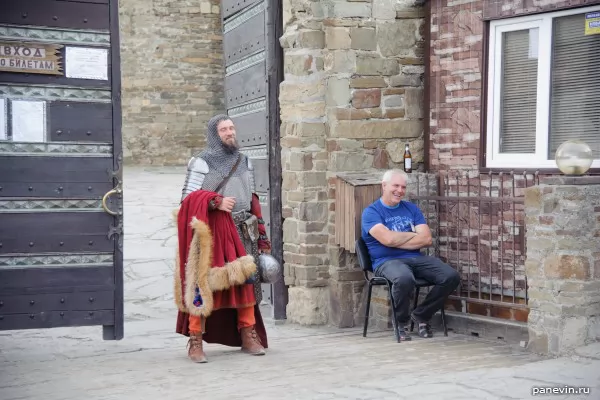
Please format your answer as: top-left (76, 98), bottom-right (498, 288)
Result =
top-left (222, 138), bottom-right (239, 153)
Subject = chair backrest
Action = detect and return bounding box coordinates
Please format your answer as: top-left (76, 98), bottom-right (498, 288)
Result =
top-left (355, 237), bottom-right (373, 272)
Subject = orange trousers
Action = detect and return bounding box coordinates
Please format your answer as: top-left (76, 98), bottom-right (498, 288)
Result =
top-left (189, 306), bottom-right (255, 334)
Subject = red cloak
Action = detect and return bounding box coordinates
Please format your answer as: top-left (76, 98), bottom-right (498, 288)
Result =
top-left (174, 190), bottom-right (268, 348)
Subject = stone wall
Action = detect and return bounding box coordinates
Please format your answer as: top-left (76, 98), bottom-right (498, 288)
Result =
top-left (524, 176), bottom-right (600, 356)
top-left (280, 0), bottom-right (427, 326)
top-left (119, 0), bottom-right (224, 165)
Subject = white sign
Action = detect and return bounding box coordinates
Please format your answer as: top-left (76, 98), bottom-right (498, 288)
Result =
top-left (0, 99), bottom-right (6, 140)
top-left (12, 100), bottom-right (46, 142)
top-left (65, 46), bottom-right (108, 80)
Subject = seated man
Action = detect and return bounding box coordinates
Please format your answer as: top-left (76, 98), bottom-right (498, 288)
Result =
top-left (361, 169), bottom-right (460, 340)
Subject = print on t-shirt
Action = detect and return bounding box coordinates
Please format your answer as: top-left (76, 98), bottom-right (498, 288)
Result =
top-left (387, 215), bottom-right (415, 233)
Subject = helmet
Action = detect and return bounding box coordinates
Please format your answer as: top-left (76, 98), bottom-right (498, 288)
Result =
top-left (257, 253), bottom-right (282, 284)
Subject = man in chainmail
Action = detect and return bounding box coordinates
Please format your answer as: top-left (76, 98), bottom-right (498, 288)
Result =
top-left (174, 114), bottom-right (272, 363)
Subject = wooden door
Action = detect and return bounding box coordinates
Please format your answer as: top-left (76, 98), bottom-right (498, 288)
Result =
top-left (0, 0), bottom-right (124, 339)
top-left (221, 0), bottom-right (285, 316)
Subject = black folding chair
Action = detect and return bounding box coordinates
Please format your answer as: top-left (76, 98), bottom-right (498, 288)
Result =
top-left (356, 237), bottom-right (448, 342)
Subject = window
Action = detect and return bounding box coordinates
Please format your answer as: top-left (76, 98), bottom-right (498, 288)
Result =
top-left (486, 6), bottom-right (600, 169)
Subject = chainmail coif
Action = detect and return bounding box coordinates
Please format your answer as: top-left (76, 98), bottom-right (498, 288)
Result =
top-left (197, 114), bottom-right (252, 212)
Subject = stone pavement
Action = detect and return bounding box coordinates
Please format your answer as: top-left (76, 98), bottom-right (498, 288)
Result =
top-left (0, 166), bottom-right (598, 400)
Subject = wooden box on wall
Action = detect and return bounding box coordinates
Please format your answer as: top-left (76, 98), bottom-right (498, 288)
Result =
top-left (334, 173), bottom-right (383, 253)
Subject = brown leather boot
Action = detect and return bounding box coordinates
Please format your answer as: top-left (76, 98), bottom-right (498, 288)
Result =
top-left (240, 326), bottom-right (265, 356)
top-left (187, 333), bottom-right (207, 363)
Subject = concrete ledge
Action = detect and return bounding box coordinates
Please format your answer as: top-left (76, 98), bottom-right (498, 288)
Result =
top-left (541, 176), bottom-right (600, 185)
top-left (430, 311), bottom-right (529, 345)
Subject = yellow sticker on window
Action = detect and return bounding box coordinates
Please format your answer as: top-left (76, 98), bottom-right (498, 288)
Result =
top-left (585, 12), bottom-right (600, 35)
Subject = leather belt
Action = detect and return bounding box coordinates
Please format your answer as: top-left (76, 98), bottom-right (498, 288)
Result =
top-left (231, 210), bottom-right (251, 225)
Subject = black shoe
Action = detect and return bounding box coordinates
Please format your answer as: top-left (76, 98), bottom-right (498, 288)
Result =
top-left (411, 315), bottom-right (433, 338)
top-left (396, 326), bottom-right (412, 341)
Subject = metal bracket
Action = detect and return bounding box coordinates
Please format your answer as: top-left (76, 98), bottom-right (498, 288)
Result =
top-left (106, 152), bottom-right (124, 252)
top-left (109, 152), bottom-right (123, 188)
top-left (108, 218), bottom-right (124, 252)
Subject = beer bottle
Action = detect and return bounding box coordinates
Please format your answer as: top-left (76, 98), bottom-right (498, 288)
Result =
top-left (403, 143), bottom-right (412, 173)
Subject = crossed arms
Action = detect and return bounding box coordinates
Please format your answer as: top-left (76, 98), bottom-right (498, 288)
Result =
top-left (369, 223), bottom-right (433, 250)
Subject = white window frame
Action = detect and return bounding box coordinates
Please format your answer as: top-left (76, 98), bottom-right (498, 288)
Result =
top-left (486, 5), bottom-right (600, 169)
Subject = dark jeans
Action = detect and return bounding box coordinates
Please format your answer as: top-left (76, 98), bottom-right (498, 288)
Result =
top-left (374, 256), bottom-right (460, 325)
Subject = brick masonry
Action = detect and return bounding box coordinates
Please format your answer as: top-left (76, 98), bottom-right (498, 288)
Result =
top-left (428, 0), bottom-right (600, 171)
top-left (119, 0), bottom-right (225, 165)
top-left (427, 0), bottom-right (600, 325)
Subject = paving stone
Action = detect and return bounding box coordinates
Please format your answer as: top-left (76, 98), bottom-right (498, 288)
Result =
top-left (0, 167), bottom-right (598, 400)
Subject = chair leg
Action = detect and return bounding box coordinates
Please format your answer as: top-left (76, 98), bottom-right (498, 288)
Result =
top-left (386, 281), bottom-right (400, 343)
top-left (410, 286), bottom-right (421, 332)
top-left (363, 282), bottom-right (373, 338)
top-left (440, 307), bottom-right (448, 337)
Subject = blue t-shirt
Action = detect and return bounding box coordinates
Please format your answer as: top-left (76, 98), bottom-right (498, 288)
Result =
top-left (361, 198), bottom-right (426, 270)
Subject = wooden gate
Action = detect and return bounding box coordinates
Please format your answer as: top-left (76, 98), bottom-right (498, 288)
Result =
top-left (0, 0), bottom-right (124, 339)
top-left (221, 0), bottom-right (286, 318)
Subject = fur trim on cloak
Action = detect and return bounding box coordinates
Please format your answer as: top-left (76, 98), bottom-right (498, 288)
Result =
top-left (173, 215), bottom-right (257, 317)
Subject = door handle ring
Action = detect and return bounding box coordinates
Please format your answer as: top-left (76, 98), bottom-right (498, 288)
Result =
top-left (102, 188), bottom-right (122, 216)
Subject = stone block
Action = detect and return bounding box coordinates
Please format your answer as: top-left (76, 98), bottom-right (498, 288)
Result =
top-left (286, 286), bottom-right (329, 325)
top-left (383, 94), bottom-right (403, 108)
top-left (298, 171), bottom-right (327, 188)
top-left (526, 329), bottom-right (549, 355)
top-left (284, 54), bottom-right (315, 75)
top-left (329, 281), bottom-right (361, 328)
top-left (325, 27), bottom-right (351, 49)
top-left (390, 73), bottom-right (422, 87)
top-left (296, 30), bottom-right (325, 49)
top-left (377, 20), bottom-right (420, 57)
top-left (373, 148), bottom-right (389, 168)
top-left (294, 265), bottom-right (320, 281)
top-left (356, 55), bottom-right (399, 76)
top-left (561, 316), bottom-right (589, 352)
top-left (351, 89), bottom-right (381, 109)
top-left (544, 255), bottom-right (590, 280)
top-left (298, 201), bottom-right (328, 222)
top-left (325, 50), bottom-right (357, 73)
top-left (324, 1), bottom-right (372, 18)
top-left (350, 28), bottom-right (377, 50)
top-left (280, 80), bottom-right (325, 103)
top-left (323, 18), bottom-right (359, 28)
top-left (527, 238), bottom-right (555, 253)
top-left (331, 119), bottom-right (423, 139)
top-left (525, 187), bottom-right (543, 209)
top-left (326, 138), bottom-right (363, 151)
top-left (372, 0), bottom-right (397, 20)
top-left (326, 77), bottom-right (351, 106)
top-left (281, 101), bottom-right (326, 120)
top-left (543, 198), bottom-right (559, 213)
top-left (525, 258), bottom-right (542, 279)
top-left (405, 87), bottom-right (424, 119)
top-left (384, 108), bottom-right (405, 119)
top-left (200, 2), bottom-right (211, 13)
top-left (396, 7), bottom-right (425, 19)
top-left (288, 151), bottom-right (314, 171)
top-left (383, 88), bottom-right (405, 96)
top-left (282, 171), bottom-right (299, 190)
top-left (283, 121), bottom-right (327, 138)
top-left (588, 316), bottom-right (600, 341)
top-left (330, 107), bottom-right (372, 121)
top-left (329, 151), bottom-right (374, 172)
top-left (350, 76), bottom-right (387, 88)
